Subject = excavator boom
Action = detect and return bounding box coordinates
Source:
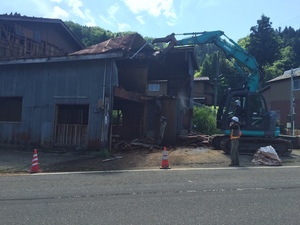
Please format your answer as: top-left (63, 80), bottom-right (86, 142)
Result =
top-left (153, 31), bottom-right (260, 91)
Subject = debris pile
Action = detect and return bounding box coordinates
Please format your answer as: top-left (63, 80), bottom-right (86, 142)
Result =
top-left (251, 145), bottom-right (282, 166)
top-left (178, 132), bottom-right (210, 147)
top-left (112, 138), bottom-right (161, 151)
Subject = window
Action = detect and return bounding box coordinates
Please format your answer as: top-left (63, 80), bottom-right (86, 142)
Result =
top-left (248, 95), bottom-right (267, 114)
top-left (0, 97), bottom-right (22, 122)
top-left (294, 79), bottom-right (300, 90)
top-left (148, 84), bottom-right (160, 92)
top-left (56, 104), bottom-right (89, 125)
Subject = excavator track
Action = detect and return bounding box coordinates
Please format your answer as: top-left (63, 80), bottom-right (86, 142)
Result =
top-left (211, 135), bottom-right (292, 156)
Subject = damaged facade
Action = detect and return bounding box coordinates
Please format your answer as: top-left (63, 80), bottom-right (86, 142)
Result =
top-left (0, 15), bottom-right (83, 59)
top-left (0, 16), bottom-right (201, 151)
top-left (193, 77), bottom-right (214, 105)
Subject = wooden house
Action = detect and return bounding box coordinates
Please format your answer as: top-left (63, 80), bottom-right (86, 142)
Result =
top-left (0, 31), bottom-right (198, 150)
top-left (0, 15), bottom-right (83, 59)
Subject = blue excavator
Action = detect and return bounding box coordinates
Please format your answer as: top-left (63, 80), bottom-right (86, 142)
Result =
top-left (152, 31), bottom-right (292, 155)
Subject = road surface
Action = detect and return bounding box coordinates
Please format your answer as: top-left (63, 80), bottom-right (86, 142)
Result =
top-left (1, 166), bottom-right (300, 224)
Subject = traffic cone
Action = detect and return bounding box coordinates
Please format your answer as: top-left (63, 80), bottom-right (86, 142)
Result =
top-left (30, 149), bottom-right (41, 173)
top-left (160, 147), bottom-right (170, 169)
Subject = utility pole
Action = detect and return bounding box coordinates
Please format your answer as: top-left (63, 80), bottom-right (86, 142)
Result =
top-left (214, 51), bottom-right (220, 110)
top-left (290, 69), bottom-right (295, 135)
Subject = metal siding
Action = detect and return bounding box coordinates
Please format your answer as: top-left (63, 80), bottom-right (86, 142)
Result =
top-left (270, 80), bottom-right (290, 101)
top-left (0, 59), bottom-right (116, 149)
top-left (270, 82), bottom-right (300, 129)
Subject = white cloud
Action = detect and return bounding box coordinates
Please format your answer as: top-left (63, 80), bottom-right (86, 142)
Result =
top-left (99, 15), bottom-right (112, 26)
top-left (51, 6), bottom-right (69, 19)
top-left (107, 4), bottom-right (119, 19)
top-left (197, 0), bottom-right (220, 8)
top-left (84, 8), bottom-right (96, 26)
top-left (123, 0), bottom-right (176, 19)
top-left (67, 0), bottom-right (85, 19)
top-left (50, 0), bottom-right (62, 3)
top-left (85, 21), bottom-right (96, 26)
top-left (136, 15), bottom-right (145, 24)
top-left (166, 20), bottom-right (175, 26)
top-left (28, 0), bottom-right (54, 17)
top-left (63, 0), bottom-right (97, 26)
top-left (118, 23), bottom-right (131, 32)
top-left (99, 3), bottom-right (119, 26)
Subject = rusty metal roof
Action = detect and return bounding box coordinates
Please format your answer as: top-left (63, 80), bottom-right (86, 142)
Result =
top-left (70, 33), bottom-right (153, 56)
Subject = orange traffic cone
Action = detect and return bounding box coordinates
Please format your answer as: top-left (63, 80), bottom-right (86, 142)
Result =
top-left (30, 149), bottom-right (41, 173)
top-left (160, 147), bottom-right (170, 169)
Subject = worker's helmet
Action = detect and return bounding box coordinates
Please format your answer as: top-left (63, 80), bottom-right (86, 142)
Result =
top-left (235, 100), bottom-right (241, 106)
top-left (231, 116), bottom-right (239, 123)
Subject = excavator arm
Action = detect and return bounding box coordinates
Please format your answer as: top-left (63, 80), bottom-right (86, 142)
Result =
top-left (152, 31), bottom-right (261, 92)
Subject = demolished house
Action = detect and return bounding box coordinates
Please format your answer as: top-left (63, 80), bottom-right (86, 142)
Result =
top-left (0, 30), bottom-right (198, 151)
top-left (0, 15), bottom-right (83, 59)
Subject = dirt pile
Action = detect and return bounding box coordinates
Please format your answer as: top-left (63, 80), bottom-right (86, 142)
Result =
top-left (42, 147), bottom-right (300, 172)
top-left (1, 147), bottom-right (300, 174)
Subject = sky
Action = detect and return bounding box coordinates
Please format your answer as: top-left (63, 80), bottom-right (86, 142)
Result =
top-left (1, 0), bottom-right (300, 42)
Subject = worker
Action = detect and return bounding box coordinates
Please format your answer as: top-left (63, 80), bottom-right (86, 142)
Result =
top-left (234, 99), bottom-right (243, 117)
top-left (228, 116), bottom-right (241, 167)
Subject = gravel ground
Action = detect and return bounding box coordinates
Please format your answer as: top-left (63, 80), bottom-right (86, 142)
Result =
top-left (1, 147), bottom-right (300, 174)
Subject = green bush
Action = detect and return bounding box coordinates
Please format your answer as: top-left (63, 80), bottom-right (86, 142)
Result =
top-left (193, 106), bottom-right (220, 135)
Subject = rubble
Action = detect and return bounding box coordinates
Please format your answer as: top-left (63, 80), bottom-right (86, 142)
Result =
top-left (251, 146), bottom-right (283, 166)
top-left (112, 138), bottom-right (161, 151)
top-left (112, 132), bottom-right (211, 151)
top-left (102, 155), bottom-right (123, 162)
top-left (178, 132), bottom-right (211, 147)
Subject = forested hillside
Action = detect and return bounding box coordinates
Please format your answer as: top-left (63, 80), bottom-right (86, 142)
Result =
top-left (64, 21), bottom-right (138, 47)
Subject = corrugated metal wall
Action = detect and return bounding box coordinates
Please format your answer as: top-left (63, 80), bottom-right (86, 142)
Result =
top-left (0, 59), bottom-right (118, 149)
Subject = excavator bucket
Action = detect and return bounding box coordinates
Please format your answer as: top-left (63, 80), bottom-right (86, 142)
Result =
top-left (152, 33), bottom-right (177, 57)
top-left (152, 33), bottom-right (177, 44)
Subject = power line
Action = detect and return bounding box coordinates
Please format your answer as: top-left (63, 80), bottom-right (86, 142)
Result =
top-left (277, 14), bottom-right (300, 28)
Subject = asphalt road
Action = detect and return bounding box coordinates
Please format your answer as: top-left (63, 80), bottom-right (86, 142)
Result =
top-left (1, 166), bottom-right (300, 225)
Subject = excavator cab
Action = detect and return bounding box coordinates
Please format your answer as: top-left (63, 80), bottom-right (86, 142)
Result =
top-left (217, 90), bottom-right (279, 137)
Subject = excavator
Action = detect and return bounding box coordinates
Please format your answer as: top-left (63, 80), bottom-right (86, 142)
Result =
top-left (152, 31), bottom-right (292, 155)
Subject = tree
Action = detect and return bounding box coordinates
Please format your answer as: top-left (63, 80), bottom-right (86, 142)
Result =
top-left (64, 21), bottom-right (115, 47)
top-left (199, 52), bottom-right (218, 79)
top-left (264, 46), bottom-right (297, 81)
top-left (279, 26), bottom-right (300, 65)
top-left (237, 36), bottom-right (250, 49)
top-left (246, 15), bottom-right (280, 66)
top-left (193, 106), bottom-right (219, 135)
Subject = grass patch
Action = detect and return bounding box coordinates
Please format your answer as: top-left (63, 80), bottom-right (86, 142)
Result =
top-left (93, 148), bottom-right (110, 158)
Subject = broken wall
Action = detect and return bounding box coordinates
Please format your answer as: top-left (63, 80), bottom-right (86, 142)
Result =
top-left (118, 67), bottom-right (148, 94)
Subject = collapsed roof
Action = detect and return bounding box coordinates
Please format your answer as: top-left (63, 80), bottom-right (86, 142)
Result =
top-left (70, 33), bottom-right (153, 55)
